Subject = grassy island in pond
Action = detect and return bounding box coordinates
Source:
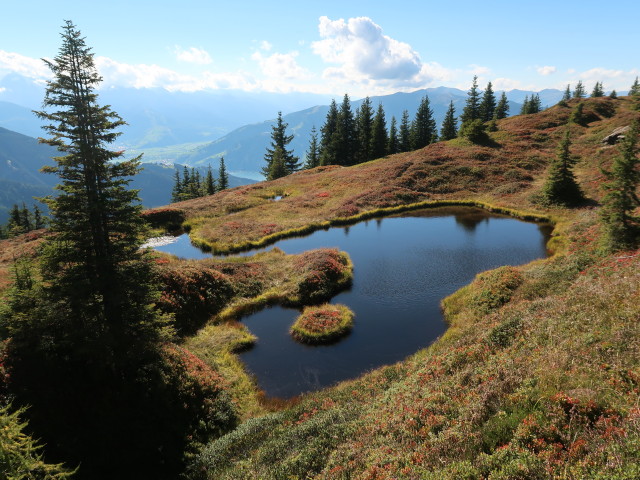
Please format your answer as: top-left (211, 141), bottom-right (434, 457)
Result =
top-left (290, 304), bottom-right (354, 344)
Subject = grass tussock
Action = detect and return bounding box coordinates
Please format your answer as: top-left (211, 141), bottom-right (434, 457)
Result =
top-left (290, 304), bottom-right (354, 344)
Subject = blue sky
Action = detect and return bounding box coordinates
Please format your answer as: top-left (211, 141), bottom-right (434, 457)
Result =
top-left (1, 0), bottom-right (638, 97)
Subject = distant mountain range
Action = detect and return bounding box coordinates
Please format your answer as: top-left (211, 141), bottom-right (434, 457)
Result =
top-left (0, 73), bottom-right (335, 149)
top-left (0, 126), bottom-right (254, 223)
top-left (2, 73), bottom-right (590, 181)
top-left (175, 86), bottom-right (550, 177)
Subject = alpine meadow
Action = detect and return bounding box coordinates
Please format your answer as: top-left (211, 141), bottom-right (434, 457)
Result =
top-left (1, 6), bottom-right (639, 480)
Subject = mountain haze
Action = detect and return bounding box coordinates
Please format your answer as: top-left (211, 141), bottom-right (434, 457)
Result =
top-left (0, 126), bottom-right (254, 222)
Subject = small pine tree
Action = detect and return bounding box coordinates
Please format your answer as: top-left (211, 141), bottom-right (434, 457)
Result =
top-left (459, 119), bottom-right (487, 144)
top-left (387, 116), bottom-right (399, 154)
top-left (591, 81), bottom-right (604, 97)
top-left (562, 84), bottom-right (572, 102)
top-left (460, 76), bottom-right (481, 125)
top-left (33, 205), bottom-right (45, 229)
top-left (304, 126), bottom-right (320, 169)
top-left (440, 101), bottom-right (458, 140)
top-left (398, 110), bottom-right (411, 153)
top-left (529, 94), bottom-right (542, 114)
top-left (495, 92), bottom-right (509, 119)
top-left (267, 146), bottom-right (288, 180)
top-left (599, 120), bottom-right (640, 251)
top-left (479, 81), bottom-right (497, 122)
top-left (542, 131), bottom-right (583, 206)
top-left (370, 104), bottom-right (388, 159)
top-left (573, 80), bottom-right (586, 98)
top-left (629, 77), bottom-right (640, 96)
top-left (171, 168), bottom-right (182, 202)
top-left (205, 164), bottom-right (216, 195)
top-left (411, 95), bottom-right (437, 149)
top-left (570, 102), bottom-right (586, 126)
top-left (520, 96), bottom-right (530, 115)
top-left (218, 157), bottom-right (229, 190)
top-left (263, 112), bottom-right (299, 176)
top-left (609, 90), bottom-right (618, 99)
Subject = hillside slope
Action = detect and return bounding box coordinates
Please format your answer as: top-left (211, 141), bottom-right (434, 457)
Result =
top-left (144, 97), bottom-right (640, 479)
top-left (175, 87), bottom-right (530, 176)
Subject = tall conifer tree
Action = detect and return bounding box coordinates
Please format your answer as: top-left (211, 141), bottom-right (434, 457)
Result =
top-left (600, 120), bottom-right (640, 251)
top-left (370, 104), bottom-right (388, 159)
top-left (336, 94), bottom-right (357, 165)
top-left (262, 111), bottom-right (299, 176)
top-left (398, 110), bottom-right (412, 153)
top-left (573, 80), bottom-right (586, 98)
top-left (460, 76), bottom-right (481, 125)
top-left (495, 92), bottom-right (509, 119)
top-left (355, 97), bottom-right (374, 164)
top-left (304, 126), bottom-right (320, 169)
top-left (562, 84), bottom-right (572, 102)
top-left (440, 101), bottom-right (458, 141)
top-left (387, 116), bottom-right (399, 154)
top-left (479, 81), bottom-right (497, 122)
top-left (591, 81), bottom-right (604, 97)
top-left (3, 21), bottom-right (238, 479)
top-left (411, 95), bottom-right (437, 149)
top-left (320, 99), bottom-right (339, 165)
top-left (218, 157), bottom-right (229, 190)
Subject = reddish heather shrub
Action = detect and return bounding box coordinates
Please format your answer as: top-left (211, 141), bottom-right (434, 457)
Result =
top-left (290, 304), bottom-right (354, 344)
top-left (156, 343), bottom-right (238, 461)
top-left (142, 208), bottom-right (186, 230)
top-left (294, 249), bottom-right (351, 304)
top-left (157, 264), bottom-right (235, 334)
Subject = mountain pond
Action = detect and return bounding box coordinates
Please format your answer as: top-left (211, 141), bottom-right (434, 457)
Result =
top-left (150, 207), bottom-right (552, 398)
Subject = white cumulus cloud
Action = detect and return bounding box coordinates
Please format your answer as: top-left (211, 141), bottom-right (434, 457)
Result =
top-left (311, 16), bottom-right (426, 88)
top-left (0, 50), bottom-right (51, 79)
top-left (173, 46), bottom-right (212, 65)
top-left (251, 50), bottom-right (311, 80)
top-left (537, 65), bottom-right (557, 76)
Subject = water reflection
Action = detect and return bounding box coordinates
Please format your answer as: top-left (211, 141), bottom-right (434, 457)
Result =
top-left (148, 208), bottom-right (551, 398)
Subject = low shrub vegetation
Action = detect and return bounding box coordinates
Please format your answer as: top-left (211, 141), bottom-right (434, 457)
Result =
top-left (290, 304), bottom-right (354, 344)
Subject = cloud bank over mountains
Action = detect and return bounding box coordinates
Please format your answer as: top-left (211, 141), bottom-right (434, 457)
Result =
top-left (0, 16), bottom-right (638, 97)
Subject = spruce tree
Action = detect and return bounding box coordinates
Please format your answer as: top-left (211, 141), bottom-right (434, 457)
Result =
top-left (320, 99), bottom-right (339, 165)
top-left (629, 77), bottom-right (640, 96)
top-left (336, 94), bottom-right (357, 165)
top-left (370, 103), bottom-right (389, 159)
top-left (387, 116), bottom-right (399, 154)
top-left (495, 92), bottom-right (510, 119)
top-left (529, 94), bottom-right (542, 113)
top-left (591, 81), bottom-right (604, 97)
top-left (600, 120), bottom-right (640, 251)
top-left (479, 81), bottom-right (497, 122)
top-left (411, 95), bottom-right (437, 149)
top-left (33, 205), bottom-right (45, 229)
top-left (262, 111), bottom-right (299, 176)
top-left (218, 157), bottom-right (229, 190)
top-left (573, 80), bottom-right (586, 98)
top-left (355, 97), bottom-right (373, 164)
top-left (399, 110), bottom-right (412, 153)
top-left (520, 95), bottom-right (530, 114)
top-left (304, 126), bottom-right (320, 169)
top-left (171, 167), bottom-right (182, 202)
top-left (609, 90), bottom-right (618, 99)
top-left (562, 84), bottom-right (572, 102)
top-left (460, 76), bottom-right (481, 125)
top-left (541, 131), bottom-right (583, 206)
top-left (205, 164), bottom-right (216, 195)
top-left (570, 102), bottom-right (586, 126)
top-left (267, 146), bottom-right (288, 180)
top-left (3, 21), bottom-right (236, 479)
top-left (440, 101), bottom-right (458, 140)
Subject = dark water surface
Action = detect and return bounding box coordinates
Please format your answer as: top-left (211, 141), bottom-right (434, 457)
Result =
top-left (157, 207), bottom-right (551, 398)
